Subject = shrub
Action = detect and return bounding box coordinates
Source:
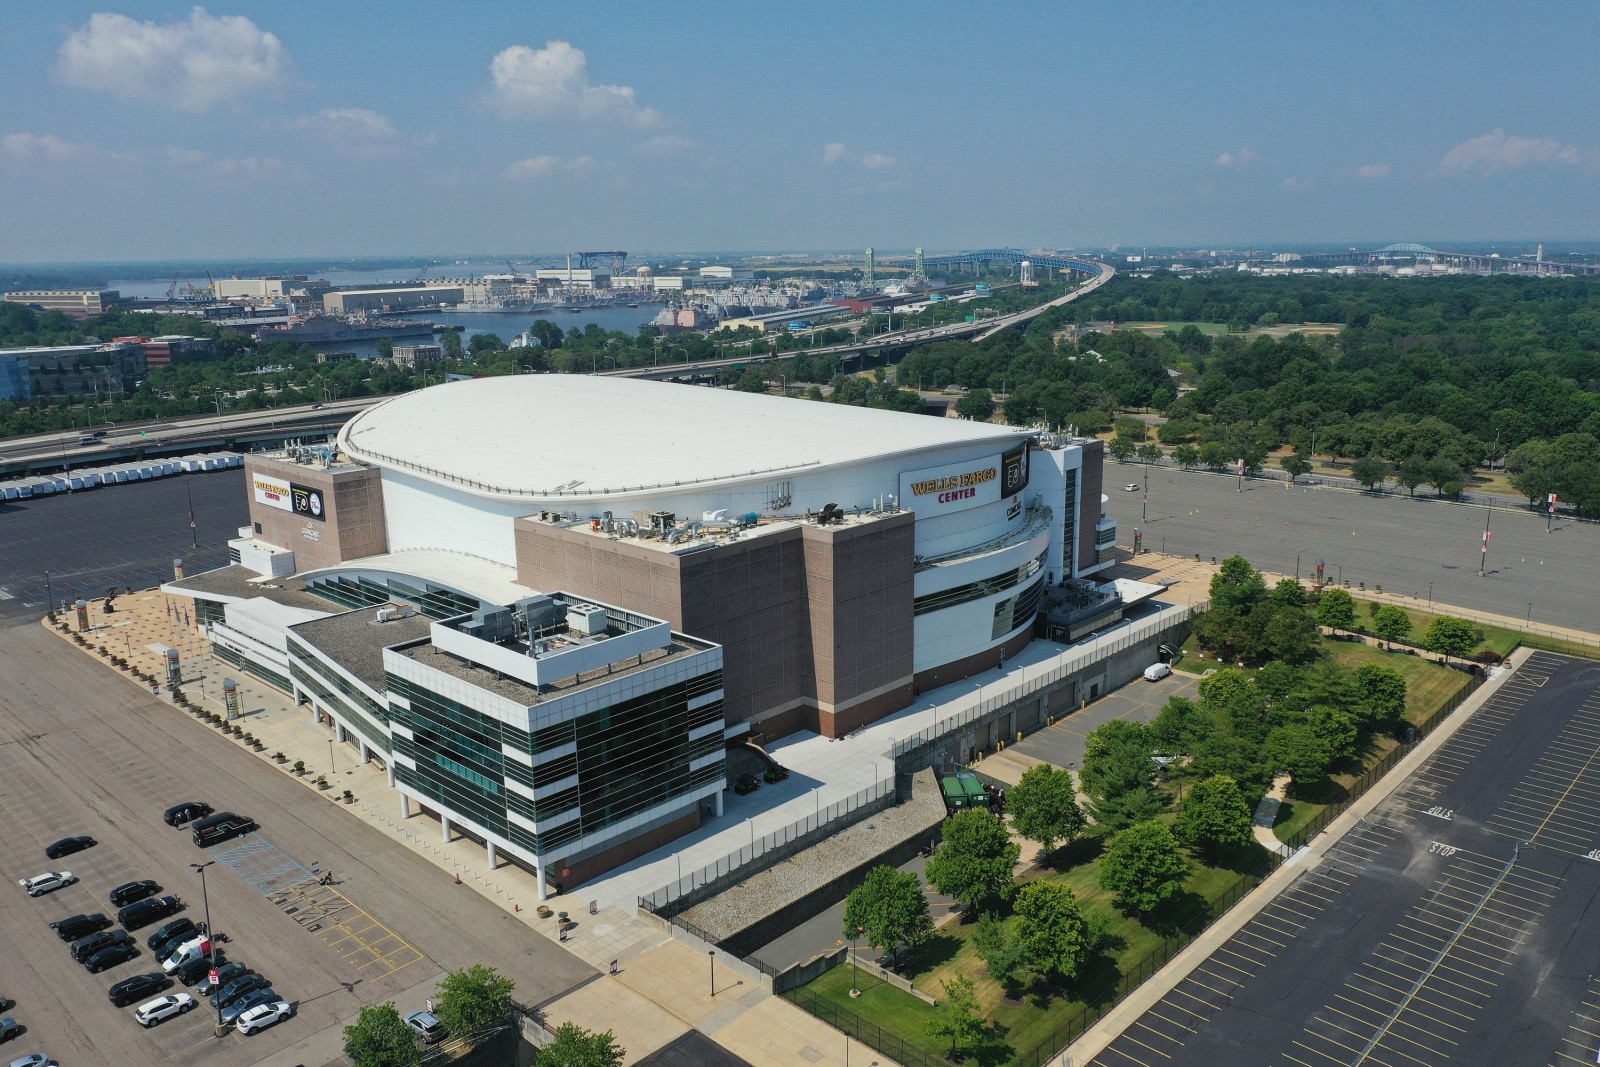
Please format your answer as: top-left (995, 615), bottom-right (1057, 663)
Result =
top-left (293, 760), bottom-right (306, 775)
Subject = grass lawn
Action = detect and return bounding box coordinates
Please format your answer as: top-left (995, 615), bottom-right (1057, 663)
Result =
top-left (1345, 597), bottom-right (1520, 657)
top-left (1324, 639), bottom-right (1473, 723)
top-left (795, 838), bottom-right (1272, 1066)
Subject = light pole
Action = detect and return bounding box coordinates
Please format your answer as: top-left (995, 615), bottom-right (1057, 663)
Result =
top-left (708, 950), bottom-right (716, 997)
top-left (849, 927), bottom-right (861, 997)
top-left (185, 480), bottom-right (198, 549)
top-left (1295, 553), bottom-right (1301, 581)
top-left (1478, 508), bottom-right (1491, 578)
top-left (328, 737), bottom-right (336, 778)
top-left (192, 861), bottom-right (223, 1034)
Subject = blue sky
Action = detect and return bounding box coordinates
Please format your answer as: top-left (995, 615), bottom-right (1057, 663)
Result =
top-left (1, 2), bottom-right (1596, 261)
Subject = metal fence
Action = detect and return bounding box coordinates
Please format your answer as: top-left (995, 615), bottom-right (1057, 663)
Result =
top-left (637, 776), bottom-right (897, 916)
top-left (784, 987), bottom-right (951, 1067)
top-left (891, 603), bottom-right (1201, 761)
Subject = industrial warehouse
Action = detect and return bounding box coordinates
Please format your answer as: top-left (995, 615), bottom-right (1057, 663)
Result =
top-left (165, 376), bottom-right (1149, 896)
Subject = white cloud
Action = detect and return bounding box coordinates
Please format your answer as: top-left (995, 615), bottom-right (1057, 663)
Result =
top-left (502, 154), bottom-right (594, 181)
top-left (2, 132), bottom-right (129, 164)
top-left (1357, 163), bottom-right (1391, 178)
top-left (490, 41), bottom-right (660, 125)
top-left (291, 107), bottom-right (397, 141)
top-left (640, 134), bottom-right (700, 157)
top-left (823, 143), bottom-right (896, 168)
top-left (1440, 128), bottom-right (1583, 176)
top-left (165, 147), bottom-right (299, 182)
top-left (1215, 147), bottom-right (1255, 168)
top-left (1281, 175), bottom-right (1314, 190)
top-left (57, 7), bottom-right (293, 112)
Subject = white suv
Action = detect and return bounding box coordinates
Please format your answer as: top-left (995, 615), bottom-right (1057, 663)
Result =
top-left (134, 993), bottom-right (195, 1028)
top-left (18, 871), bottom-right (76, 897)
top-left (236, 1000), bottom-right (294, 1035)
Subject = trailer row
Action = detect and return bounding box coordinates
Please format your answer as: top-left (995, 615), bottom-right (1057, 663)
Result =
top-left (0, 452), bottom-right (243, 502)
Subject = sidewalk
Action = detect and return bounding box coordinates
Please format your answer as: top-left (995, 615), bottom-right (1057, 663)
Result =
top-left (1064, 647), bottom-right (1532, 1064)
top-left (46, 595), bottom-right (897, 1067)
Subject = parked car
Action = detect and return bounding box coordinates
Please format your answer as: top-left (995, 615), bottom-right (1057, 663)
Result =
top-left (221, 988), bottom-right (277, 1025)
top-left (172, 954), bottom-right (222, 987)
top-left (212, 973), bottom-right (268, 1009)
top-left (1123, 483), bottom-right (1141, 492)
top-left (1143, 662), bottom-right (1173, 682)
top-left (404, 1010), bottom-right (446, 1045)
top-left (44, 837), bottom-right (95, 860)
top-left (133, 993), bottom-right (195, 1028)
top-left (18, 872), bottom-right (76, 897)
top-left (118, 895), bottom-right (181, 931)
top-left (732, 773), bottom-right (760, 795)
top-left (161, 936), bottom-right (208, 974)
top-left (145, 918), bottom-right (197, 957)
top-left (196, 961), bottom-right (248, 996)
top-left (85, 942), bottom-right (139, 973)
top-left (0, 1017), bottom-right (19, 1042)
top-left (236, 999), bottom-right (294, 1036)
top-left (71, 928), bottom-right (131, 963)
top-left (6, 1055), bottom-right (50, 1067)
top-left (108, 973), bottom-right (169, 1007)
top-left (191, 812), bottom-right (257, 847)
top-left (51, 913), bottom-right (109, 941)
top-left (162, 802), bottom-right (212, 827)
top-left (109, 881), bottom-right (161, 908)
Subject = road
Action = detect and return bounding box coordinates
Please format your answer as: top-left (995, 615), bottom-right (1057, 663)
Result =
top-left (1102, 464), bottom-right (1599, 631)
top-left (0, 617), bottom-right (593, 1066)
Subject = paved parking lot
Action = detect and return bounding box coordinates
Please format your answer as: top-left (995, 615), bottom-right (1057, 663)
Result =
top-left (0, 469), bottom-right (245, 620)
top-left (1091, 652), bottom-right (1600, 1067)
top-left (0, 616), bottom-right (593, 1067)
top-left (1010, 671), bottom-right (1198, 770)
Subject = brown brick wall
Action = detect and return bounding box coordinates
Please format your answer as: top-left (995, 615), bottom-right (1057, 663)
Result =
top-left (246, 455), bottom-right (388, 572)
top-left (1076, 440), bottom-right (1105, 575)
top-left (801, 512), bottom-right (915, 714)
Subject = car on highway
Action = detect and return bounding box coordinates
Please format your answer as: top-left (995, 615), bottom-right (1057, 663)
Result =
top-left (118, 895), bottom-right (181, 931)
top-left (18, 872), bottom-right (76, 897)
top-left (0, 1017), bottom-right (19, 1042)
top-left (1123, 483), bottom-right (1141, 492)
top-left (133, 993), bottom-right (196, 1028)
top-left (108, 880), bottom-right (161, 908)
top-left (145, 918), bottom-right (197, 958)
top-left (108, 973), bottom-right (169, 1007)
top-left (162, 801), bottom-right (212, 827)
top-left (43, 836), bottom-right (95, 859)
top-left (70, 928), bottom-right (131, 963)
top-left (196, 961), bottom-right (248, 996)
top-left (211, 972), bottom-right (268, 1009)
top-left (404, 1010), bottom-right (446, 1045)
top-left (51, 913), bottom-right (109, 941)
top-left (236, 1000), bottom-right (294, 1036)
top-left (220, 988), bottom-right (277, 1025)
top-left (84, 941), bottom-right (139, 973)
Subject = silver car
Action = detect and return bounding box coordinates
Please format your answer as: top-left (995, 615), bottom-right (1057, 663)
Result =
top-left (18, 872), bottom-right (76, 897)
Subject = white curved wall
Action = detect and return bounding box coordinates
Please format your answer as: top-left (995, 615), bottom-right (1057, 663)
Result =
top-left (381, 469), bottom-right (528, 566)
top-left (913, 524), bottom-right (1051, 598)
top-left (914, 575), bottom-right (1043, 672)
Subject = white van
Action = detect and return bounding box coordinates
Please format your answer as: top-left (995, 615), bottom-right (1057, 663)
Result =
top-left (1143, 662), bottom-right (1173, 682)
top-left (161, 935), bottom-right (207, 974)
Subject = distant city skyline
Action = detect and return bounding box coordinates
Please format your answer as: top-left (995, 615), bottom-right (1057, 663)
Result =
top-left (2, 2), bottom-right (1597, 262)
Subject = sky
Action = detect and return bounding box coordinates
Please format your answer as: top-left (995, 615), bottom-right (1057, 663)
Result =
top-left (1, 2), bottom-right (1597, 262)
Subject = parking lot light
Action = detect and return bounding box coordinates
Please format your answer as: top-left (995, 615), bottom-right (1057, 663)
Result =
top-left (192, 860), bottom-right (224, 1035)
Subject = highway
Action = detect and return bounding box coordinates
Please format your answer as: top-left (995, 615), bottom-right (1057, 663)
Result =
top-left (604, 259), bottom-right (1115, 381)
top-left (1102, 464), bottom-right (1599, 632)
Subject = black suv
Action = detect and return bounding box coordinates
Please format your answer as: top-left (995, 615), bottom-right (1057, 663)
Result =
top-left (51, 913), bottom-right (110, 942)
top-left (108, 973), bottom-right (168, 1007)
top-left (163, 801), bottom-right (213, 827)
top-left (119, 895), bottom-right (181, 931)
top-left (146, 918), bottom-right (198, 958)
top-left (84, 941), bottom-right (139, 973)
top-left (109, 880), bottom-right (161, 908)
top-left (71, 928), bottom-right (131, 963)
top-left (172, 952), bottom-right (224, 987)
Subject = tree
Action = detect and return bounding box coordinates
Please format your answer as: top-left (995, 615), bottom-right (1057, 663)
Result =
top-left (343, 1003), bottom-right (420, 1067)
top-left (925, 809), bottom-right (1020, 911)
top-left (541, 1022), bottom-right (625, 1067)
top-left (1174, 775), bottom-right (1255, 860)
top-left (1109, 435), bottom-right (1137, 462)
top-left (1263, 722), bottom-right (1333, 790)
top-left (1354, 663), bottom-right (1408, 725)
top-left (1280, 449), bottom-right (1311, 483)
top-left (928, 975), bottom-right (986, 1060)
top-left (440, 329), bottom-right (465, 360)
top-left (374, 338), bottom-right (395, 361)
top-left (1263, 605), bottom-right (1322, 665)
top-left (1315, 587), bottom-right (1356, 633)
top-left (1423, 615), bottom-right (1481, 663)
top-left (1014, 880), bottom-right (1092, 984)
top-left (1351, 454), bottom-right (1388, 491)
top-left (1080, 720), bottom-right (1165, 829)
top-left (1006, 765), bottom-right (1086, 856)
top-left (955, 388), bottom-right (994, 421)
top-left (1172, 443), bottom-right (1200, 469)
top-left (436, 964), bottom-right (516, 1035)
top-left (842, 866), bottom-right (933, 966)
top-left (1210, 555), bottom-right (1267, 611)
top-left (1396, 456), bottom-right (1428, 497)
top-left (1137, 443), bottom-right (1163, 466)
top-left (1270, 578), bottom-right (1306, 607)
top-left (1371, 605), bottom-right (1412, 648)
top-left (1099, 822), bottom-right (1188, 917)
top-left (972, 912), bottom-right (1029, 995)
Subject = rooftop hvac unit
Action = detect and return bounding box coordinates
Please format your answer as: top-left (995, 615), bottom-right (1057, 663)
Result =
top-left (567, 604), bottom-right (608, 637)
top-left (516, 595), bottom-right (564, 634)
top-left (648, 510), bottom-right (676, 534)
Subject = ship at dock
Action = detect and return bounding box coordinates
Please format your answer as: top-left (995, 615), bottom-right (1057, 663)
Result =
top-left (256, 313), bottom-right (436, 345)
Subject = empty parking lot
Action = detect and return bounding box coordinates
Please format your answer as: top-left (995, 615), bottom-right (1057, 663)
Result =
top-left (1092, 651), bottom-right (1600, 1067)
